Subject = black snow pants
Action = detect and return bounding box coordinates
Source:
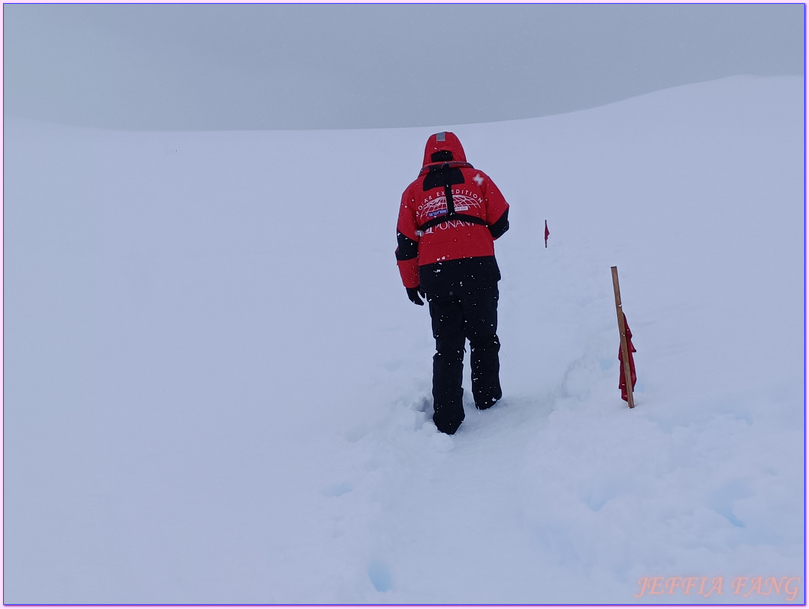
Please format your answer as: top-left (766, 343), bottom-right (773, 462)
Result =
top-left (419, 257), bottom-right (503, 435)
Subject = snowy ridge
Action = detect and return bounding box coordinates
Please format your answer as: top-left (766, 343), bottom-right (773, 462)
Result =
top-left (3, 75), bottom-right (805, 604)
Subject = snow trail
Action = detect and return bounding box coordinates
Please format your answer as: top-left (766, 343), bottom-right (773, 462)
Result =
top-left (3, 75), bottom-right (804, 604)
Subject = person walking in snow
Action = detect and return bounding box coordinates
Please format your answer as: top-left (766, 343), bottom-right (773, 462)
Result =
top-left (395, 131), bottom-right (510, 435)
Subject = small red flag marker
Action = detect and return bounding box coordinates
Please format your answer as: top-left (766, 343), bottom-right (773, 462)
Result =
top-left (544, 220), bottom-right (550, 248)
top-left (611, 266), bottom-right (636, 408)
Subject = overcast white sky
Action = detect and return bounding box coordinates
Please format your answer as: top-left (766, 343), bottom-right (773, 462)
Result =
top-left (3, 3), bottom-right (805, 130)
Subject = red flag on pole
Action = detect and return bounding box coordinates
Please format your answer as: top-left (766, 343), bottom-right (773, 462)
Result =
top-left (618, 314), bottom-right (637, 402)
top-left (544, 220), bottom-right (550, 248)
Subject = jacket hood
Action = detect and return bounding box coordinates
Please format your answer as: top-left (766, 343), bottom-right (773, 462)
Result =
top-left (422, 131), bottom-right (468, 168)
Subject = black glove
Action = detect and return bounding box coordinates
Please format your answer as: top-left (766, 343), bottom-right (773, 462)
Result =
top-left (406, 286), bottom-right (426, 306)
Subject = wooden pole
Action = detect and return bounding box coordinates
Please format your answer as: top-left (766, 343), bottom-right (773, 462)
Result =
top-left (611, 266), bottom-right (635, 408)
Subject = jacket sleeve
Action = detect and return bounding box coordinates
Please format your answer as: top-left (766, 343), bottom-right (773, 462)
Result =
top-left (395, 187), bottom-right (421, 289)
top-left (481, 174), bottom-right (510, 239)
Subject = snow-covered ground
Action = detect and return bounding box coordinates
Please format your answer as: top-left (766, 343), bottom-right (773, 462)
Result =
top-left (3, 75), bottom-right (804, 604)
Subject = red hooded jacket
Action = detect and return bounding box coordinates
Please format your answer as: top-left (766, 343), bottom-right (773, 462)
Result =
top-left (396, 132), bottom-right (510, 289)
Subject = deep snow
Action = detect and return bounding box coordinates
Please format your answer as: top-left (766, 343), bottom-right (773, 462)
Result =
top-left (3, 75), bottom-right (805, 604)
